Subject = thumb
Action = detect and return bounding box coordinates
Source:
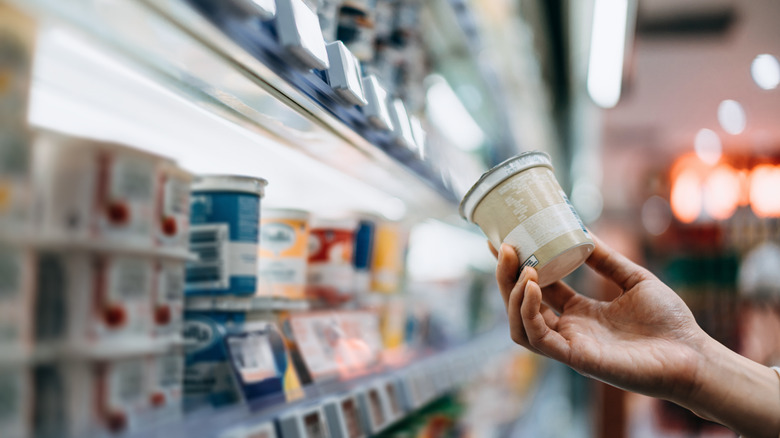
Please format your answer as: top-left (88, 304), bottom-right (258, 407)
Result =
top-left (586, 234), bottom-right (650, 290)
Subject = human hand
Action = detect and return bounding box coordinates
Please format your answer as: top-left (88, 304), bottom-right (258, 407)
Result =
top-left (492, 236), bottom-right (709, 401)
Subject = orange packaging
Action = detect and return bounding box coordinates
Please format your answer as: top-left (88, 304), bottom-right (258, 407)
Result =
top-left (370, 223), bottom-right (406, 294)
top-left (257, 209), bottom-right (310, 300)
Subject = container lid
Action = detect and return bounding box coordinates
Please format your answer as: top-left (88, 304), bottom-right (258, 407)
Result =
top-left (262, 207), bottom-right (310, 220)
top-left (192, 175), bottom-right (268, 196)
top-left (458, 151), bottom-right (552, 222)
top-left (310, 216), bottom-right (358, 230)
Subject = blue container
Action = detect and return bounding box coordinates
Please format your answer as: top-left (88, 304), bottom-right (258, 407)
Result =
top-left (352, 217), bottom-right (375, 293)
top-left (186, 175), bottom-right (267, 295)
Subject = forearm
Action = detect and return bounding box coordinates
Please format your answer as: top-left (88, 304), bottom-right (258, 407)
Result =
top-left (678, 337), bottom-right (780, 438)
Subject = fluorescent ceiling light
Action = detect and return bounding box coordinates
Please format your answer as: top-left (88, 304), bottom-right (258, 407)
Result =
top-left (425, 75), bottom-right (485, 152)
top-left (587, 0), bottom-right (629, 109)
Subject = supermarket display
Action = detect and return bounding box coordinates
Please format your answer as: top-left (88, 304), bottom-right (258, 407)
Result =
top-left (460, 152), bottom-right (594, 287)
top-left (258, 208), bottom-right (311, 300)
top-left (307, 218), bottom-right (358, 301)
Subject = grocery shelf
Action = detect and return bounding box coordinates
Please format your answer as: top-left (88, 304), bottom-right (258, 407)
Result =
top-left (185, 295), bottom-right (311, 312)
top-left (128, 327), bottom-right (514, 438)
top-left (0, 233), bottom-right (196, 261)
top-left (12, 0), bottom-right (460, 222)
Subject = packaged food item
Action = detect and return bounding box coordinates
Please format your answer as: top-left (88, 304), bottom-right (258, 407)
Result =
top-left (370, 222), bottom-right (406, 294)
top-left (224, 321), bottom-right (303, 406)
top-left (182, 312), bottom-right (243, 407)
top-left (68, 253), bottom-right (154, 347)
top-left (357, 385), bottom-right (388, 434)
top-left (0, 366), bottom-right (31, 438)
top-left (147, 352), bottom-right (183, 425)
top-left (0, 244), bottom-right (34, 358)
top-left (336, 2), bottom-right (375, 62)
top-left (258, 208), bottom-right (310, 300)
top-left (186, 175), bottom-right (267, 296)
top-left (459, 152), bottom-right (594, 287)
top-left (0, 4), bottom-right (35, 229)
top-left (307, 218), bottom-right (357, 299)
top-left (156, 162), bottom-right (192, 251)
top-left (59, 357), bottom-right (149, 436)
top-left (351, 216), bottom-right (375, 294)
top-left (33, 132), bottom-right (162, 247)
top-left (278, 405), bottom-right (330, 438)
top-left (152, 261), bottom-right (185, 341)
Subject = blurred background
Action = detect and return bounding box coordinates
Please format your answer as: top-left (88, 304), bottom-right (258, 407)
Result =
top-left (0, 0), bottom-right (778, 437)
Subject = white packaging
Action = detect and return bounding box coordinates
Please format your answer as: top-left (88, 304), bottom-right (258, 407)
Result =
top-left (147, 352), bottom-right (183, 425)
top-left (361, 76), bottom-right (392, 131)
top-left (33, 132), bottom-right (162, 248)
top-left (325, 42), bottom-right (367, 106)
top-left (156, 162), bottom-right (192, 251)
top-left (0, 366), bottom-right (31, 438)
top-left (0, 245), bottom-right (34, 359)
top-left (153, 261), bottom-right (185, 341)
top-left (69, 254), bottom-right (154, 348)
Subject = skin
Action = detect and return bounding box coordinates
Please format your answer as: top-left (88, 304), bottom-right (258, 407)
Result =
top-left (492, 235), bottom-right (780, 438)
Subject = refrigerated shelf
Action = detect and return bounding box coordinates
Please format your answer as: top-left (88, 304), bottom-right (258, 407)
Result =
top-left (10, 0), bottom-right (459, 222)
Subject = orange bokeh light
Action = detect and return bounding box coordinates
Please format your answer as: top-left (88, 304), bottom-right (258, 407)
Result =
top-left (703, 165), bottom-right (740, 220)
top-left (670, 169), bottom-right (702, 223)
top-left (749, 165), bottom-right (780, 217)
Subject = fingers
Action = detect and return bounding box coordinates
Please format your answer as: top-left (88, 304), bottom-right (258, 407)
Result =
top-left (507, 267), bottom-right (542, 354)
top-left (496, 244), bottom-right (519, 308)
top-left (586, 234), bottom-right (650, 291)
top-left (540, 280), bottom-right (577, 314)
top-left (521, 276), bottom-right (571, 363)
top-left (487, 240), bottom-right (498, 259)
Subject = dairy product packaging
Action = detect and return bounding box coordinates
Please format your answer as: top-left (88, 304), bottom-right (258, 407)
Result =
top-left (186, 175), bottom-right (267, 296)
top-left (459, 152), bottom-right (594, 287)
top-left (258, 208), bottom-right (310, 300)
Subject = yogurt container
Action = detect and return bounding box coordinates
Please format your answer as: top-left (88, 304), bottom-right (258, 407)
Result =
top-left (152, 260), bottom-right (185, 341)
top-left (370, 222), bottom-right (406, 294)
top-left (351, 216), bottom-right (375, 294)
top-left (147, 352), bottom-right (183, 425)
top-left (186, 175), bottom-right (267, 296)
top-left (307, 217), bottom-right (358, 298)
top-left (0, 244), bottom-right (34, 358)
top-left (258, 208), bottom-right (310, 300)
top-left (156, 162), bottom-right (192, 251)
top-left (459, 152), bottom-right (594, 287)
top-left (33, 132), bottom-right (162, 247)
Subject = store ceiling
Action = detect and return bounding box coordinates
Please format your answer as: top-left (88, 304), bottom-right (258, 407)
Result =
top-left (602, 0), bottom-right (780, 158)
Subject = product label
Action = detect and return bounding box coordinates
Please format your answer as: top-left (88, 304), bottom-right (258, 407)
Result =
top-left (105, 359), bottom-right (145, 426)
top-left (227, 333), bottom-right (277, 382)
top-left (260, 222), bottom-right (296, 255)
top-left (158, 172), bottom-right (191, 248)
top-left (502, 203), bottom-right (583, 258)
top-left (100, 257), bottom-right (152, 338)
top-left (102, 155), bottom-right (156, 242)
top-left (0, 367), bottom-right (27, 437)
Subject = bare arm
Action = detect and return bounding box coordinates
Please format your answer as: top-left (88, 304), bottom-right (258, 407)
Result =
top-left (494, 237), bottom-right (780, 438)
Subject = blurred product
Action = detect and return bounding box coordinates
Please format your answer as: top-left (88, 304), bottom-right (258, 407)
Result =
top-left (336, 1), bottom-right (375, 61)
top-left (147, 352), bottom-right (184, 425)
top-left (187, 175), bottom-right (267, 296)
top-left (308, 217), bottom-right (358, 299)
top-left (459, 152), bottom-right (594, 287)
top-left (322, 394), bottom-right (366, 438)
top-left (33, 132), bottom-right (162, 248)
top-left (0, 244), bottom-right (34, 357)
top-left (182, 312), bottom-right (242, 407)
top-left (316, 0), bottom-right (342, 42)
top-left (370, 222), bottom-right (405, 294)
top-left (0, 3), bottom-right (35, 235)
top-left (258, 208), bottom-right (311, 300)
top-left (275, 0), bottom-right (330, 70)
top-left (153, 260), bottom-right (186, 341)
top-left (351, 216), bottom-right (375, 294)
top-left (224, 321), bottom-right (303, 405)
top-left (324, 41), bottom-right (368, 106)
top-left (156, 162), bottom-right (192, 251)
top-left (0, 366), bottom-right (30, 438)
top-left (68, 253), bottom-right (154, 347)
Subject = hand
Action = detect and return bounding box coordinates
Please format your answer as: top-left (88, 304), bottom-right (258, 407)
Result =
top-left (493, 236), bottom-right (707, 400)
top-left (492, 236), bottom-right (780, 438)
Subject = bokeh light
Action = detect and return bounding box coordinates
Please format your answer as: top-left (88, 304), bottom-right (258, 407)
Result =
top-left (670, 169), bottom-right (702, 223)
top-left (702, 165), bottom-right (740, 220)
top-left (749, 165), bottom-right (780, 217)
top-left (717, 100), bottom-right (746, 135)
top-left (693, 128), bottom-right (721, 165)
top-left (751, 54), bottom-right (780, 90)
